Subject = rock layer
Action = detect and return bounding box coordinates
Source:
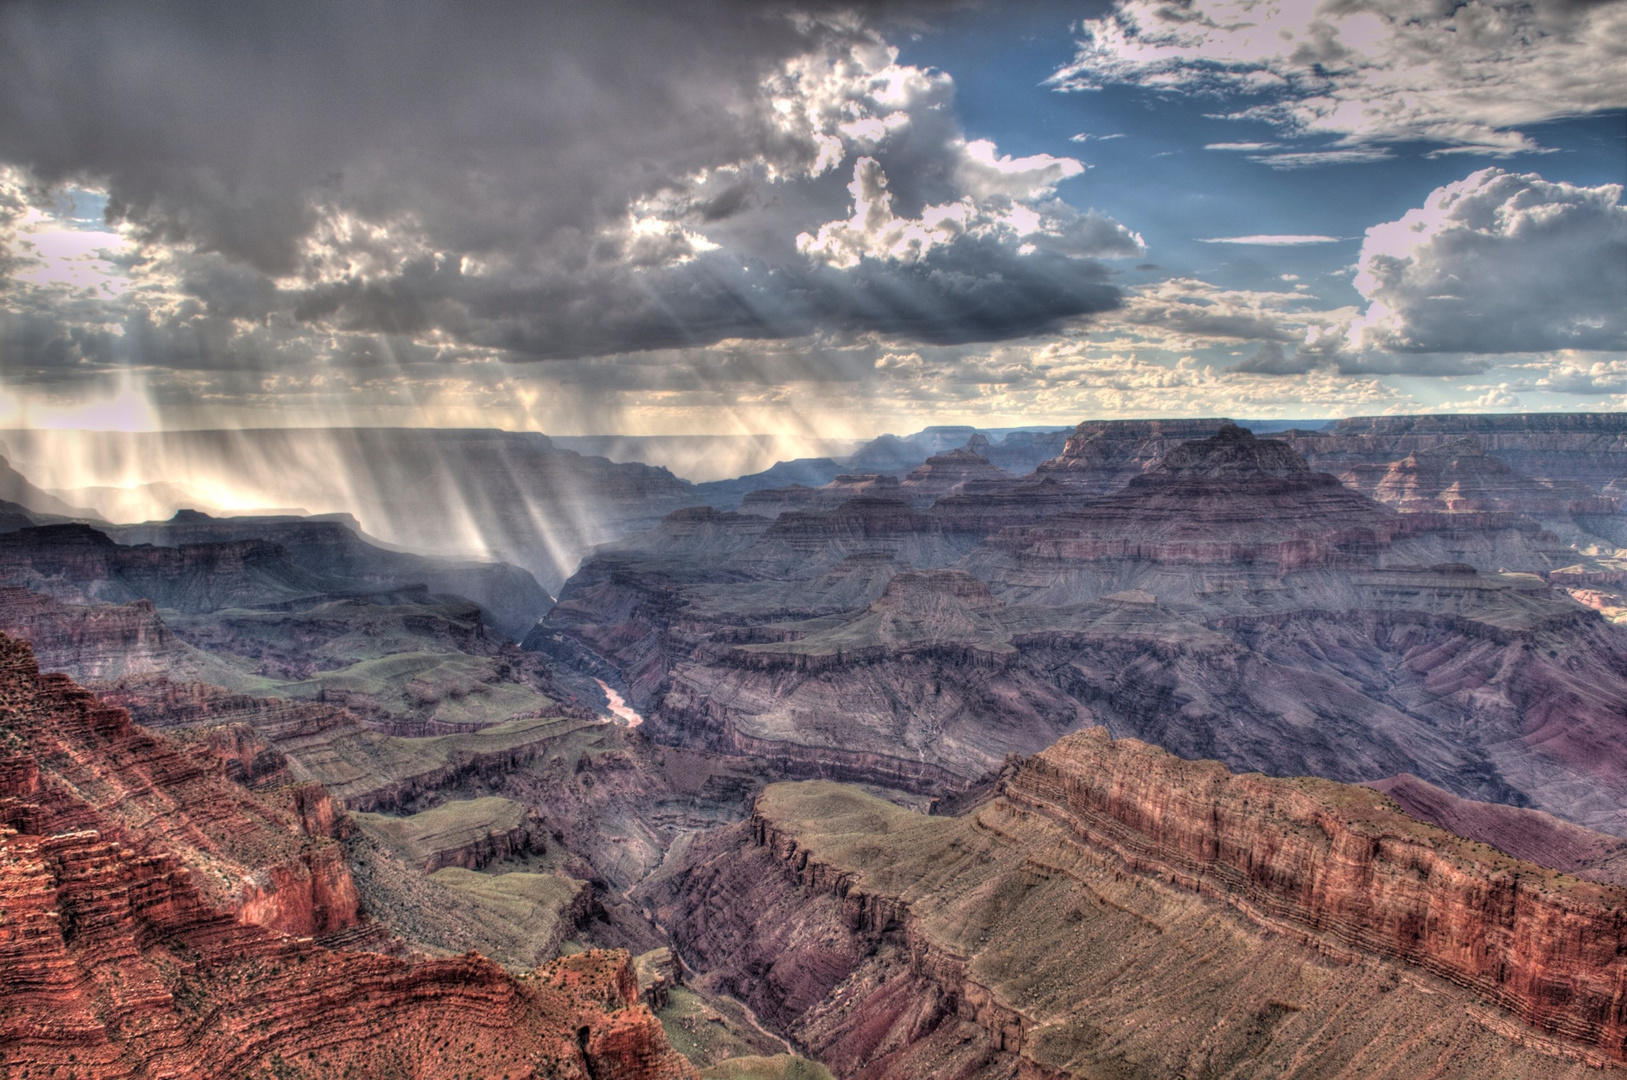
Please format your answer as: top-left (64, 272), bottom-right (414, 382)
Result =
top-left (1340, 438), bottom-right (1617, 516)
top-left (0, 630), bottom-right (697, 1079)
top-left (647, 732), bottom-right (1627, 1078)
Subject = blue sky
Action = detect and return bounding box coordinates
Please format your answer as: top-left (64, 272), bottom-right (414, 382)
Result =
top-left (900, 1), bottom-right (1625, 308)
top-left (0, 1), bottom-right (1622, 438)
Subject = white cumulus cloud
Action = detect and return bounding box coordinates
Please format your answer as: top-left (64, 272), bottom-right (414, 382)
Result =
top-left (1350, 168), bottom-right (1627, 354)
top-left (797, 147), bottom-right (1139, 270)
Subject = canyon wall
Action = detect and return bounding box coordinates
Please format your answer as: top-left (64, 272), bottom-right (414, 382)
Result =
top-left (1008, 729), bottom-right (1627, 1055)
top-left (647, 731), bottom-right (1627, 1078)
top-left (0, 630), bottom-right (697, 1079)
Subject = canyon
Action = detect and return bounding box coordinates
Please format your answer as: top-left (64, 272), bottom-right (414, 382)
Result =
top-left (0, 632), bottom-right (698, 1080)
top-left (535, 422), bottom-right (1627, 835)
top-left (3, 413), bottom-right (1627, 1077)
top-left (645, 730), bottom-right (1627, 1078)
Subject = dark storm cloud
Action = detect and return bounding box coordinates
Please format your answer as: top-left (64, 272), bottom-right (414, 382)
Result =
top-left (1226, 341), bottom-right (1317, 375)
top-left (0, 1), bottom-right (803, 275)
top-left (0, 0), bottom-right (1127, 379)
top-left (287, 238), bottom-right (1120, 360)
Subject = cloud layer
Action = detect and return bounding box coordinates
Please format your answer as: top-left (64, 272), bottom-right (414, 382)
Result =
top-left (1053, 0), bottom-right (1627, 160)
top-left (0, 0), bottom-right (1142, 418)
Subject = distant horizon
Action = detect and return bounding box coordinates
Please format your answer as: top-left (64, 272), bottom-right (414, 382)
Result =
top-left (4, 407), bottom-right (1627, 441)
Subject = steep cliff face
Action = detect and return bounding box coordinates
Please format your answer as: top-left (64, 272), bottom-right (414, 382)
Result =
top-left (0, 630), bottom-right (697, 1079)
top-left (0, 585), bottom-right (207, 681)
top-left (1368, 772), bottom-right (1627, 885)
top-left (0, 523), bottom-right (336, 612)
top-left (0, 635), bottom-right (360, 938)
top-left (1340, 438), bottom-right (1617, 516)
top-left (659, 569), bottom-right (1092, 787)
top-left (741, 475), bottom-right (906, 517)
top-left (107, 509), bottom-right (553, 640)
top-left (1007, 730), bottom-right (1627, 1055)
top-left (983, 425), bottom-right (1564, 578)
top-left (646, 734), bottom-right (1627, 1078)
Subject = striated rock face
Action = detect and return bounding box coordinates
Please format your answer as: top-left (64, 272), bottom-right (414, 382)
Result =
top-left (647, 733), bottom-right (1627, 1078)
top-left (1341, 437), bottom-right (1618, 516)
top-left (986, 426), bottom-right (1578, 591)
top-left (0, 585), bottom-right (203, 681)
top-left (0, 634), bottom-right (359, 938)
top-left (353, 795), bottom-right (543, 872)
top-left (747, 496), bottom-right (983, 572)
top-left (0, 630), bottom-right (697, 1079)
top-left (986, 424), bottom-right (1403, 575)
top-left (1007, 730), bottom-right (1627, 1056)
top-left (898, 449), bottom-right (1012, 505)
top-left (536, 424), bottom-right (1627, 832)
top-left (740, 475), bottom-right (904, 517)
top-left (738, 451), bottom-right (1015, 518)
top-left (107, 509), bottom-right (553, 640)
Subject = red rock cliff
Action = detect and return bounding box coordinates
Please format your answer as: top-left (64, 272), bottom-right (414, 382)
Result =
top-left (0, 631), bottom-right (697, 1079)
top-left (1007, 729), bottom-right (1627, 1058)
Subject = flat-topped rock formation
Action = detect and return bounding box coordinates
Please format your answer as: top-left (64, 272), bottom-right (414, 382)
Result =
top-left (1286, 412), bottom-right (1627, 495)
top-left (1368, 772), bottom-right (1627, 886)
top-left (0, 523), bottom-right (344, 612)
top-left (644, 731), bottom-right (1627, 1078)
top-left (974, 427), bottom-right (1577, 603)
top-left (898, 448), bottom-right (1012, 504)
top-left (989, 424), bottom-right (1400, 575)
top-left (742, 451), bottom-right (1015, 517)
top-left (739, 474), bottom-right (904, 517)
top-left (0, 585), bottom-right (237, 684)
top-left (352, 795), bottom-right (543, 872)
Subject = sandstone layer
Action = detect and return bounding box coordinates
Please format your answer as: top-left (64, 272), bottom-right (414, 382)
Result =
top-left (1339, 438), bottom-right (1616, 517)
top-left (108, 509), bottom-right (552, 640)
top-left (1287, 413), bottom-right (1627, 494)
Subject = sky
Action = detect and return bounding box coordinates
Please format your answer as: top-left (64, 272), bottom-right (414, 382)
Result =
top-left (0, 0), bottom-right (1622, 440)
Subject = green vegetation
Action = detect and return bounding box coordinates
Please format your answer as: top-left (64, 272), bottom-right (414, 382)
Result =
top-left (342, 828), bottom-right (587, 969)
top-left (351, 796), bottom-right (533, 870)
top-left (700, 1055), bottom-right (834, 1080)
top-left (656, 987), bottom-right (789, 1071)
top-left (279, 713), bottom-right (594, 804)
